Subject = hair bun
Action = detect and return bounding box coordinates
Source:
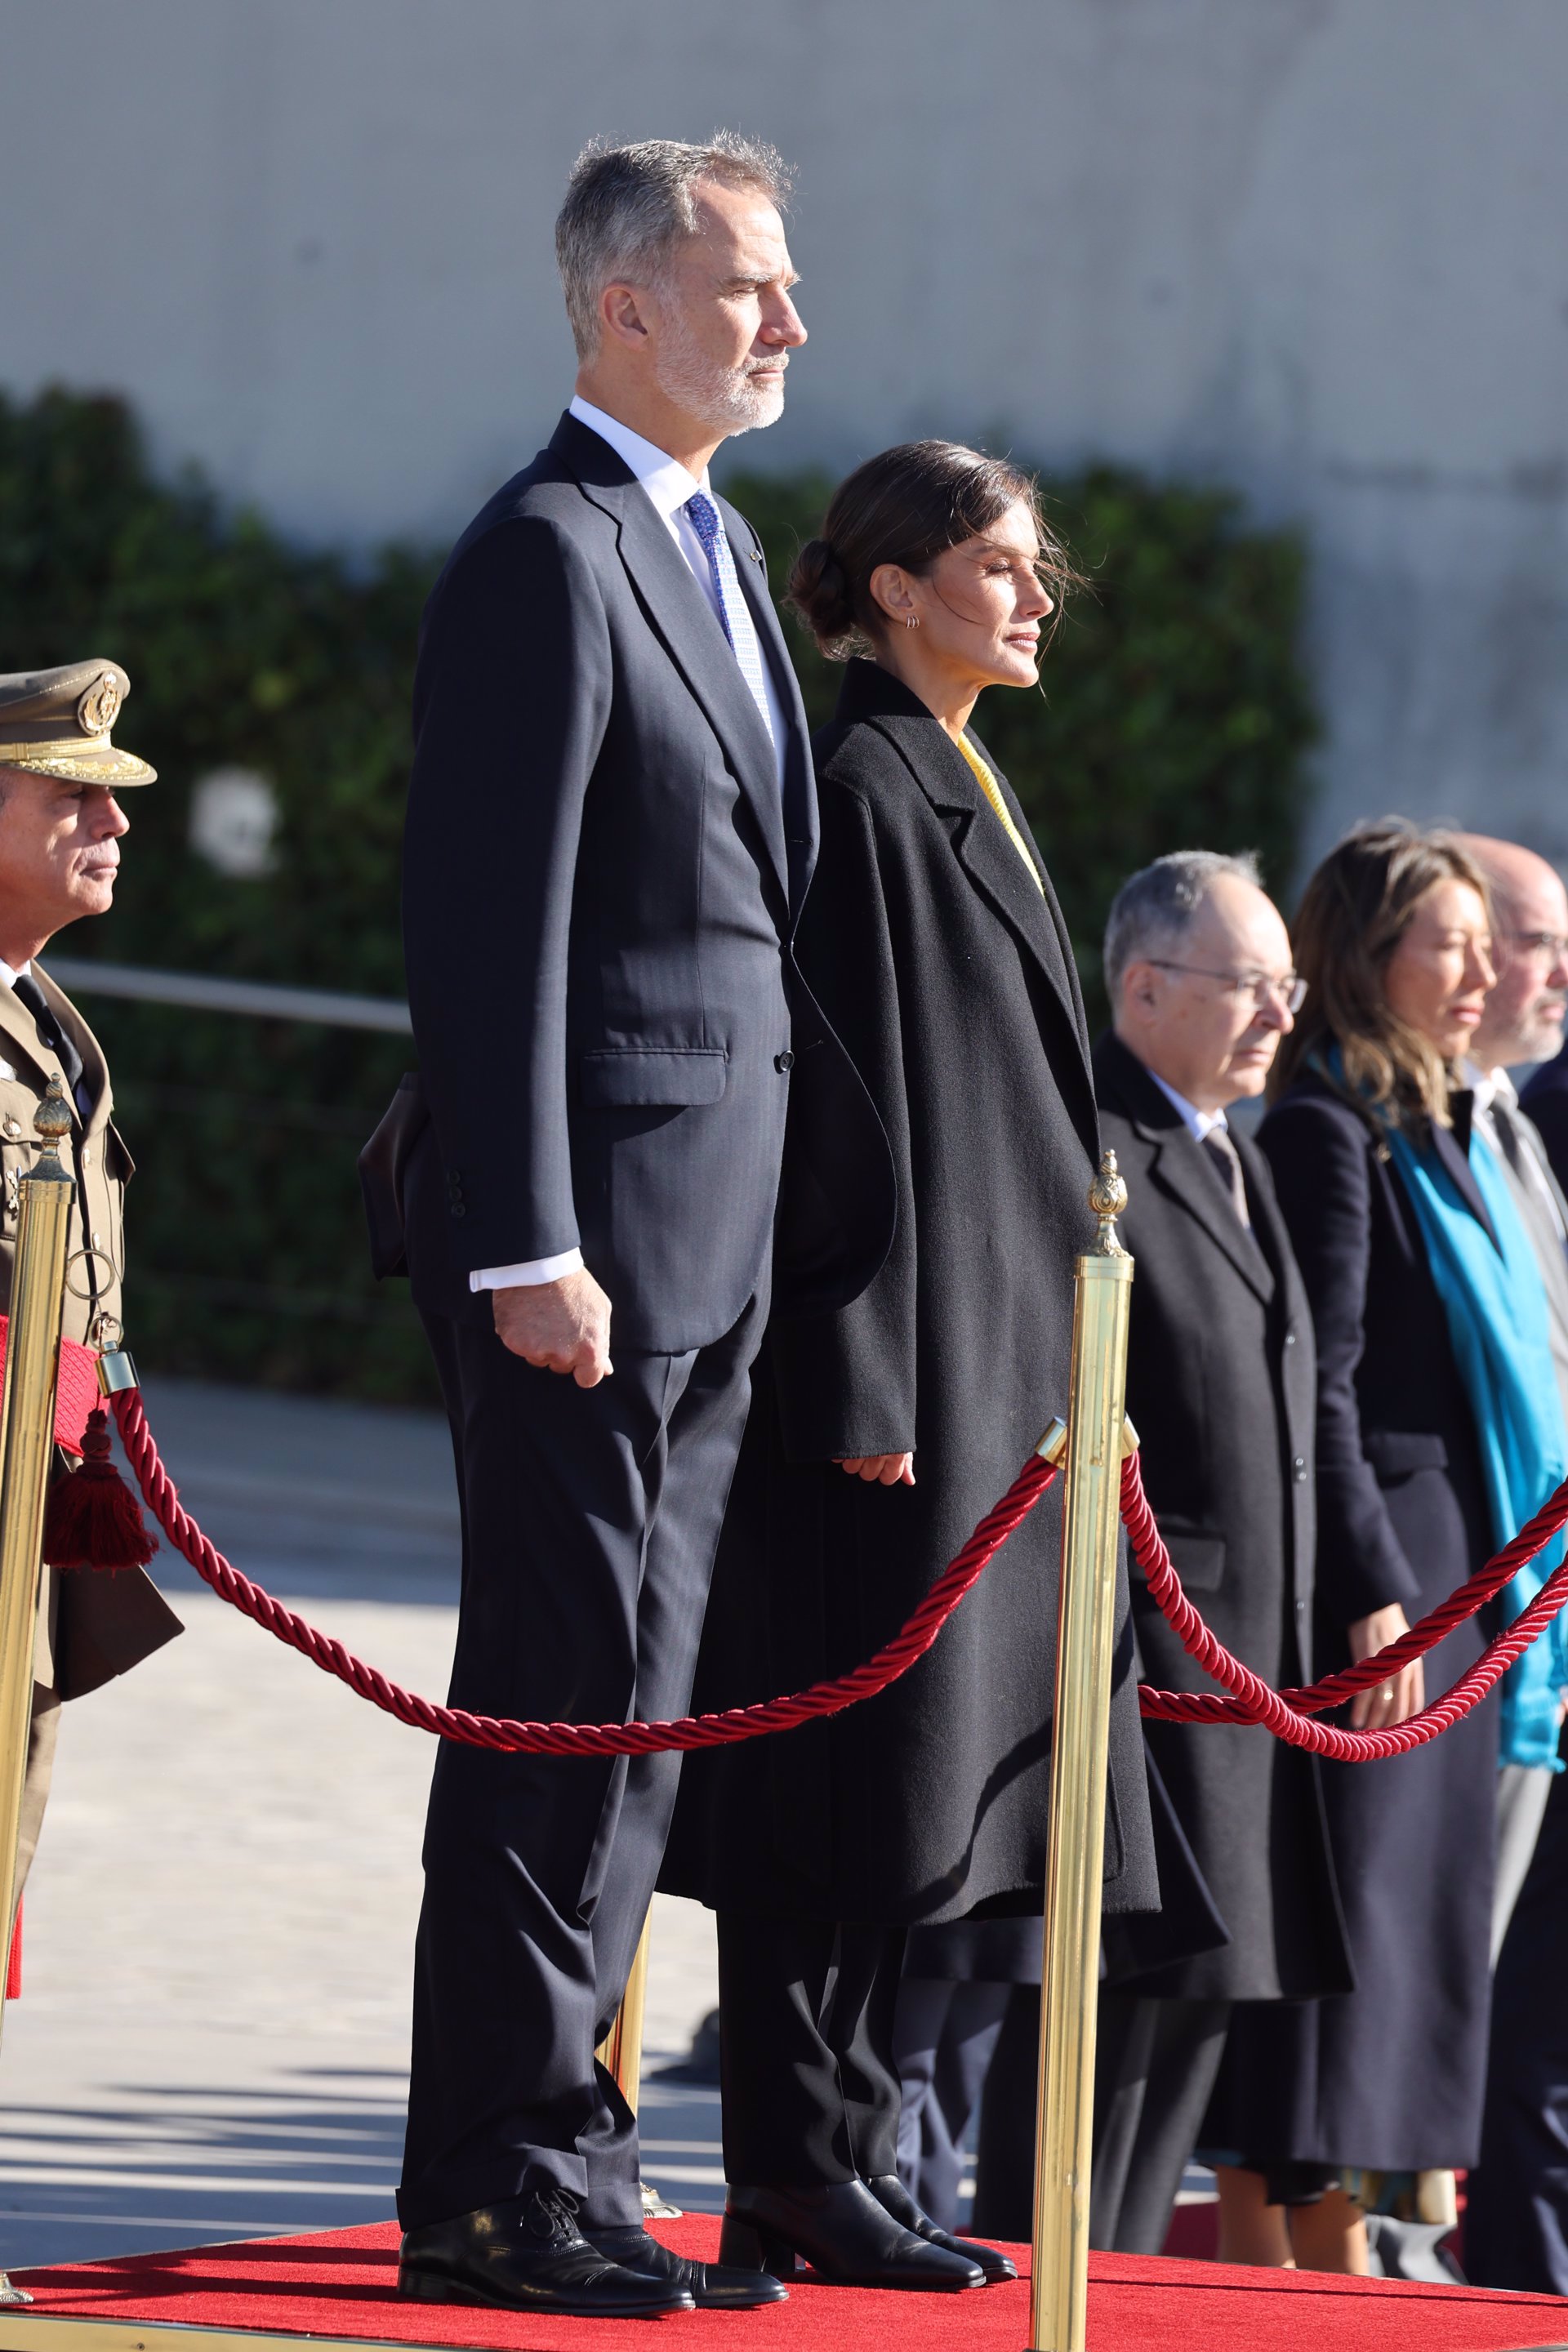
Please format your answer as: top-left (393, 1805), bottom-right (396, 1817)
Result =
top-left (786, 537), bottom-right (858, 650)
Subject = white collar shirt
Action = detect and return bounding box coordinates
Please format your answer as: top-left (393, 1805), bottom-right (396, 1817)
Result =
top-left (1147, 1069), bottom-right (1231, 1147)
top-left (568, 396), bottom-right (788, 782)
top-left (1465, 1059), bottom-right (1568, 1245)
top-left (0, 959), bottom-right (32, 988)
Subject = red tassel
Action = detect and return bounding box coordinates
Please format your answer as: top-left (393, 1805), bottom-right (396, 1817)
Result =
top-left (6, 1900), bottom-right (20, 2000)
top-left (42, 1409), bottom-right (157, 1572)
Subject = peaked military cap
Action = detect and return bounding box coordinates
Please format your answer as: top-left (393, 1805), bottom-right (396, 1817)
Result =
top-left (0, 659), bottom-right (155, 785)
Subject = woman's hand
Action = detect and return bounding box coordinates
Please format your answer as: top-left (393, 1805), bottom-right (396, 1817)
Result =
top-left (837, 1453), bottom-right (916, 1487)
top-left (1347, 1603), bottom-right (1425, 1730)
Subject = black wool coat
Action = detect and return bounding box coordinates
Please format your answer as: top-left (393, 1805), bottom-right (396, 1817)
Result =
top-left (664, 661), bottom-right (1159, 1927)
top-left (1209, 1072), bottom-right (1498, 2172)
top-left (1521, 1040), bottom-right (1568, 1192)
top-left (1092, 1036), bottom-right (1350, 2004)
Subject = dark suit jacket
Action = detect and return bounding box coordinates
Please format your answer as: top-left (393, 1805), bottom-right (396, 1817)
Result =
top-left (381, 412), bottom-right (891, 1353)
top-left (1522, 1040), bottom-right (1568, 1194)
top-left (666, 661), bottom-right (1160, 1924)
top-left (1092, 1036), bottom-right (1348, 2002)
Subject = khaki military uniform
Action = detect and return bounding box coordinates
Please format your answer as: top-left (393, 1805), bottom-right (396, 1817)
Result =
top-left (0, 972), bottom-right (182, 1918)
top-left (0, 662), bottom-right (182, 1941)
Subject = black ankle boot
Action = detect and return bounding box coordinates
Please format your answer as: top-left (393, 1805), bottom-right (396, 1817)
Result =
top-left (864, 2171), bottom-right (1018, 2282)
top-left (398, 2186), bottom-right (694, 2316)
top-left (720, 2178), bottom-right (986, 2289)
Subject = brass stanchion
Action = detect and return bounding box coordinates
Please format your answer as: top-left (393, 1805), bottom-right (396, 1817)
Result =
top-left (1030, 1152), bottom-right (1135, 2352)
top-left (595, 1913), bottom-right (651, 2115)
top-left (0, 1080), bottom-right (77, 2308)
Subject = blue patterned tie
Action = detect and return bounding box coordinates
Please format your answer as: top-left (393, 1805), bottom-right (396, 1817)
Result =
top-left (684, 492), bottom-right (777, 756)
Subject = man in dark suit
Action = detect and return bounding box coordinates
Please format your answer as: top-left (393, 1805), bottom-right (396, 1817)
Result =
top-left (1525, 1039), bottom-right (1568, 1191)
top-left (1089, 850), bottom-right (1351, 2256)
top-left (376, 136), bottom-right (889, 2320)
top-left (1452, 836), bottom-right (1568, 2296)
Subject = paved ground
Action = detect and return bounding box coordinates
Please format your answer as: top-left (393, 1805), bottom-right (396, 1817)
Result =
top-left (0, 1376), bottom-right (725, 2278)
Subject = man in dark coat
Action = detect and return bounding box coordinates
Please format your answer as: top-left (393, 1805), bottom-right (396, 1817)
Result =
top-left (368, 140), bottom-right (889, 2322)
top-left (1088, 850), bottom-right (1351, 2253)
top-left (1521, 1041), bottom-right (1568, 1192)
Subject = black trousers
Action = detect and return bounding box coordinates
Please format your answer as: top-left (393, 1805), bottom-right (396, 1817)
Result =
top-left (893, 1976), bottom-right (1010, 2229)
top-left (716, 1912), bottom-right (907, 2188)
top-left (398, 1291), bottom-right (764, 2231)
top-left (1090, 1993), bottom-right (1232, 2253)
top-left (1466, 1761), bottom-right (1568, 2293)
top-left (972, 1985), bottom-right (1229, 2252)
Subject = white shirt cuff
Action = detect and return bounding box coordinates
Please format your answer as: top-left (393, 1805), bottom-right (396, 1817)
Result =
top-left (469, 1249), bottom-right (584, 1291)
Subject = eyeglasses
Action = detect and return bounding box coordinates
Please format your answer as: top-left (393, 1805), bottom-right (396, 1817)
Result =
top-left (1507, 930), bottom-right (1568, 962)
top-left (1147, 960), bottom-right (1308, 1013)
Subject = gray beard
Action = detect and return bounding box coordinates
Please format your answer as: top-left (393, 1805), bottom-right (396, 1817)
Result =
top-left (653, 314), bottom-right (786, 437)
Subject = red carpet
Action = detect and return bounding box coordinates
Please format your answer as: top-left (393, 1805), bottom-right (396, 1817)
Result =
top-left (9, 2216), bottom-right (1568, 2350)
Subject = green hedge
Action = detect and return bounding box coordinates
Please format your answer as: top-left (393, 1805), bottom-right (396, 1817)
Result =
top-left (0, 387), bottom-right (1316, 1401)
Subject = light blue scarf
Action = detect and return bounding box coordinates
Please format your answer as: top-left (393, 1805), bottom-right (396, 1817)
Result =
top-left (1385, 1115), bottom-right (1568, 1768)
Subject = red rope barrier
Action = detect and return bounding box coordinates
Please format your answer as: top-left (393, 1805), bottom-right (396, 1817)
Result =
top-left (109, 1388), bottom-right (1056, 1757)
top-left (1126, 1452), bottom-right (1568, 1759)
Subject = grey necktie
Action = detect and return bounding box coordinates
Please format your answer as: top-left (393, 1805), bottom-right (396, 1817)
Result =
top-left (1201, 1127), bottom-right (1252, 1229)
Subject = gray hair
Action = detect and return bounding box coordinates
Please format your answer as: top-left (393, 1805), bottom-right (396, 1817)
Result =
top-left (1102, 849), bottom-right (1265, 1005)
top-left (555, 134), bottom-right (791, 359)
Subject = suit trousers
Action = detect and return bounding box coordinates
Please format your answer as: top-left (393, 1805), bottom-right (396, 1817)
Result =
top-left (1467, 1758), bottom-right (1568, 2293)
top-left (398, 1289), bottom-right (765, 2231)
top-left (716, 1911), bottom-right (907, 2188)
top-left (1090, 1992), bottom-right (1232, 2253)
top-left (970, 1987), bottom-right (1228, 2251)
top-left (893, 1976), bottom-right (1010, 2229)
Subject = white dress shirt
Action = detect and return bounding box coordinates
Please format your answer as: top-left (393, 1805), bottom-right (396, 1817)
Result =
top-left (470, 397), bottom-right (789, 1296)
top-left (1467, 1060), bottom-right (1568, 1245)
top-left (1147, 1069), bottom-right (1231, 1147)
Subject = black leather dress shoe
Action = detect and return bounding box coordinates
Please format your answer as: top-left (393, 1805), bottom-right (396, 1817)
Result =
top-left (864, 2172), bottom-right (1018, 2282)
top-left (586, 2222), bottom-right (788, 2309)
top-left (720, 2178), bottom-right (985, 2289)
top-left (398, 2187), bottom-right (694, 2316)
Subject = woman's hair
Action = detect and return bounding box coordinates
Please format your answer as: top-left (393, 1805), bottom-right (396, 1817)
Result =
top-left (1270, 817), bottom-right (1493, 1132)
top-left (785, 440), bottom-right (1074, 659)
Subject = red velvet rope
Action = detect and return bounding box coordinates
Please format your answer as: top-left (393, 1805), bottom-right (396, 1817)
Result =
top-left (1127, 1451), bottom-right (1568, 1759)
top-left (109, 1387), bottom-right (1055, 1757)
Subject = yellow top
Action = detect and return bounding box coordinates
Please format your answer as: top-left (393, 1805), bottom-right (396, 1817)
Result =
top-left (954, 732), bottom-right (1044, 894)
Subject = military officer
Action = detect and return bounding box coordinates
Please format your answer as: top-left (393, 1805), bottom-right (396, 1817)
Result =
top-left (0, 660), bottom-right (180, 1947)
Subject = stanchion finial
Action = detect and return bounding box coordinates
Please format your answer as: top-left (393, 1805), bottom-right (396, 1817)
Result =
top-left (32, 1073), bottom-right (71, 1158)
top-left (1087, 1149), bottom-right (1129, 1258)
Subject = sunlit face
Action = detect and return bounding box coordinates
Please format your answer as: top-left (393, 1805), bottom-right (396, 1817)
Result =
top-left (0, 769), bottom-right (130, 947)
top-left (1475, 863), bottom-right (1568, 1068)
top-left (1117, 875), bottom-right (1298, 1115)
top-left (1383, 879), bottom-right (1496, 1062)
top-left (871, 501), bottom-right (1054, 695)
top-left (643, 180), bottom-right (805, 434)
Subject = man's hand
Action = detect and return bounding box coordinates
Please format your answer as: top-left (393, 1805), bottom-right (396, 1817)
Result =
top-left (837, 1453), bottom-right (916, 1487)
top-left (492, 1269), bottom-right (612, 1388)
top-left (1347, 1602), bottom-right (1424, 1730)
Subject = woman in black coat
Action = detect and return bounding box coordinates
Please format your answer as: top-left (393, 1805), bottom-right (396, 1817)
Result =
top-left (1207, 822), bottom-right (1502, 2272)
top-left (664, 442), bottom-right (1160, 2291)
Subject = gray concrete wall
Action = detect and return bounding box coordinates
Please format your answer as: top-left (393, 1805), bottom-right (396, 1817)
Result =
top-left (4, 0), bottom-right (1566, 866)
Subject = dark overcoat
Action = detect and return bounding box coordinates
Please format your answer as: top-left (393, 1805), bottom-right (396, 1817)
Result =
top-left (1209, 1071), bottom-right (1498, 2171)
top-left (1093, 1035), bottom-right (1350, 2003)
top-left (1522, 1040), bottom-right (1568, 1192)
top-left (664, 660), bottom-right (1159, 1926)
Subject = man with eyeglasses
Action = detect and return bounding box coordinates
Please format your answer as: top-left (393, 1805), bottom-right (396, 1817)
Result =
top-left (1453, 835), bottom-right (1568, 2297)
top-left (1082, 850), bottom-right (1351, 2255)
